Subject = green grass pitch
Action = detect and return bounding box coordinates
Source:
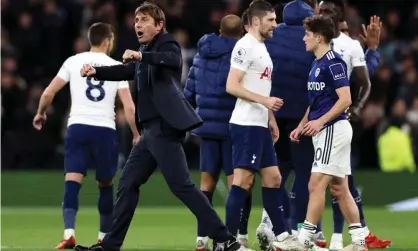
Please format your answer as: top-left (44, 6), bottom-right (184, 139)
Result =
top-left (2, 207), bottom-right (418, 251)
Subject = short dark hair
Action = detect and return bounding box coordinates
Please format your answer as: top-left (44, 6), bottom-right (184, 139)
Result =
top-left (241, 8), bottom-right (249, 33)
top-left (303, 16), bottom-right (335, 43)
top-left (135, 1), bottom-right (166, 33)
top-left (322, 0), bottom-right (345, 20)
top-left (87, 22), bottom-right (113, 46)
top-left (248, 0), bottom-right (275, 25)
top-left (242, 9), bottom-right (249, 26)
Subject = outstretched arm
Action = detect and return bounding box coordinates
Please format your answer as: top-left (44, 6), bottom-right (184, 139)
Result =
top-left (94, 62), bottom-right (136, 81)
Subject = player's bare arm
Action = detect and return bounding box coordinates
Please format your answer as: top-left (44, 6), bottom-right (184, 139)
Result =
top-left (290, 107), bottom-right (310, 143)
top-left (349, 66), bottom-right (371, 119)
top-left (33, 76), bottom-right (67, 130)
top-left (81, 62), bottom-right (136, 81)
top-left (226, 68), bottom-right (283, 111)
top-left (268, 110), bottom-right (279, 143)
top-left (303, 86), bottom-right (351, 136)
top-left (118, 88), bottom-right (140, 145)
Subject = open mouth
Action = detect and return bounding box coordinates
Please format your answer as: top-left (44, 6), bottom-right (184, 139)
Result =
top-left (137, 31), bottom-right (144, 38)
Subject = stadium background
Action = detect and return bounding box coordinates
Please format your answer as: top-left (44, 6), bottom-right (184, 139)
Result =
top-left (1, 0), bottom-right (418, 250)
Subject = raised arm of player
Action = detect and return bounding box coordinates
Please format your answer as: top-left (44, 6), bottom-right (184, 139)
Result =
top-left (33, 60), bottom-right (70, 130)
top-left (117, 83), bottom-right (140, 145)
top-left (361, 15), bottom-right (382, 77)
top-left (226, 46), bottom-right (283, 111)
top-left (81, 62), bottom-right (136, 81)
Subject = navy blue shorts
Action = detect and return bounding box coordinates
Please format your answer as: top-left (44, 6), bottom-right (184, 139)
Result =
top-left (230, 123), bottom-right (278, 171)
top-left (200, 138), bottom-right (233, 176)
top-left (64, 124), bottom-right (118, 181)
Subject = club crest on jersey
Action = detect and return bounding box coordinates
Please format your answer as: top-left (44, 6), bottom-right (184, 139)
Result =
top-left (315, 68), bottom-right (320, 77)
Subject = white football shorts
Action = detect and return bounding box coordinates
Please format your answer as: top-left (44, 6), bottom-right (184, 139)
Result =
top-left (311, 119), bottom-right (353, 178)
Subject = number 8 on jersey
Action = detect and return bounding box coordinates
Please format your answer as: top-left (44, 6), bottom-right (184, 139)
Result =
top-left (86, 77), bottom-right (105, 102)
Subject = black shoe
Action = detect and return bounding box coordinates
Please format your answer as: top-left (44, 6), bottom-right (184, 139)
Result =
top-left (74, 244), bottom-right (104, 251)
top-left (214, 239), bottom-right (240, 251)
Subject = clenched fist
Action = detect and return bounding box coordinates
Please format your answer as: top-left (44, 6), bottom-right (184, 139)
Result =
top-left (80, 64), bottom-right (96, 77)
top-left (33, 113), bottom-right (47, 130)
top-left (261, 97), bottom-right (284, 111)
top-left (122, 50), bottom-right (141, 63)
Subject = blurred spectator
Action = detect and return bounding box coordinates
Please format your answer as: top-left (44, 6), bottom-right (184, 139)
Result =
top-left (73, 36), bottom-right (89, 54)
top-left (378, 99), bottom-right (416, 173)
top-left (173, 28), bottom-right (195, 86)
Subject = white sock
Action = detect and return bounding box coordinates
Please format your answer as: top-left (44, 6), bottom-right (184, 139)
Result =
top-left (64, 229), bottom-right (75, 240)
top-left (98, 231), bottom-right (106, 240)
top-left (297, 220), bottom-right (316, 247)
top-left (276, 231), bottom-right (290, 242)
top-left (197, 236), bottom-right (209, 244)
top-left (348, 223), bottom-right (366, 247)
top-left (237, 234), bottom-right (248, 240)
top-left (261, 208), bottom-right (273, 229)
top-left (291, 229), bottom-right (299, 236)
top-left (331, 233), bottom-right (343, 241)
top-left (364, 226), bottom-right (370, 236)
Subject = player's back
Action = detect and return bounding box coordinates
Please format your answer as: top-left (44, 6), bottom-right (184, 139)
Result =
top-left (332, 32), bottom-right (366, 78)
top-left (58, 52), bottom-right (128, 129)
top-left (229, 33), bottom-right (273, 128)
top-left (307, 50), bottom-right (349, 125)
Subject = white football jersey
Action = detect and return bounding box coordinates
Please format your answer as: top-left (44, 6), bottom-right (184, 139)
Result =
top-left (229, 33), bottom-right (273, 128)
top-left (332, 32), bottom-right (366, 79)
top-left (57, 52), bottom-right (129, 129)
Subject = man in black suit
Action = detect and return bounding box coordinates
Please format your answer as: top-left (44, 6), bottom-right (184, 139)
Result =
top-left (76, 2), bottom-right (242, 251)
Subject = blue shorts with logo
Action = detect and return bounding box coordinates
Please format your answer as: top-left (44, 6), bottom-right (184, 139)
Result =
top-left (229, 123), bottom-right (278, 171)
top-left (64, 124), bottom-right (118, 181)
top-left (200, 138), bottom-right (233, 176)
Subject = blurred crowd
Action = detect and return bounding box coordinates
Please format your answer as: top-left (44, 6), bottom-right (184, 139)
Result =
top-left (1, 0), bottom-right (417, 170)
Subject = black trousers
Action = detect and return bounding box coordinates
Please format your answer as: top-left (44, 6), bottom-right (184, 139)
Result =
top-left (102, 119), bottom-right (232, 250)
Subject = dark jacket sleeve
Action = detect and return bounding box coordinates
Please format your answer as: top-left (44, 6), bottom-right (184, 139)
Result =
top-left (365, 49), bottom-right (380, 77)
top-left (140, 43), bottom-right (182, 70)
top-left (94, 62), bottom-right (136, 81)
top-left (184, 66), bottom-right (196, 107)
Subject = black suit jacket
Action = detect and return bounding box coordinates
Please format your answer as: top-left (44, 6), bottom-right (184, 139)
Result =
top-left (93, 33), bottom-right (203, 132)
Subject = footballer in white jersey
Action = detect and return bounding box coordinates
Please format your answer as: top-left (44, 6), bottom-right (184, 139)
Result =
top-left (229, 33), bottom-right (274, 128)
top-left (225, 2), bottom-right (300, 251)
top-left (33, 23), bottom-right (138, 249)
top-left (58, 51), bottom-right (129, 129)
top-left (319, 0), bottom-right (371, 119)
top-left (332, 32), bottom-right (366, 78)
